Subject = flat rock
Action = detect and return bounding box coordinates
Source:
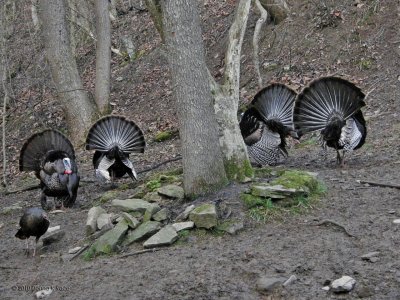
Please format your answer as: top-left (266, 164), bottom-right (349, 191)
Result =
top-left (152, 208), bottom-right (169, 222)
top-left (68, 246), bottom-right (82, 254)
top-left (361, 251), bottom-right (380, 262)
top-left (251, 184), bottom-right (305, 199)
top-left (220, 221), bottom-right (244, 235)
top-left (43, 230), bottom-right (65, 246)
top-left (283, 275), bottom-right (297, 287)
top-left (90, 220), bottom-right (129, 255)
top-left (143, 204), bottom-right (161, 222)
top-left (124, 221), bottom-right (162, 246)
top-left (111, 198), bottom-right (154, 213)
top-left (256, 276), bottom-right (286, 293)
top-left (86, 206), bottom-right (106, 236)
top-left (175, 205), bottom-right (195, 221)
top-left (157, 184), bottom-right (184, 200)
top-left (121, 212), bottom-right (141, 229)
top-left (172, 221), bottom-right (194, 232)
top-left (143, 192), bottom-right (163, 203)
top-left (35, 288), bottom-right (52, 299)
top-left (331, 275), bottom-right (356, 293)
top-left (97, 213), bottom-right (113, 230)
top-left (143, 225), bottom-right (178, 248)
top-left (47, 225), bottom-right (60, 233)
top-left (189, 203), bottom-right (217, 229)
top-left (393, 219), bottom-right (400, 224)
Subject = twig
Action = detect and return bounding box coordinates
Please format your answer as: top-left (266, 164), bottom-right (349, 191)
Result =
top-left (0, 265), bottom-right (20, 269)
top-left (69, 245), bottom-right (89, 261)
top-left (118, 247), bottom-right (165, 259)
top-left (357, 180), bottom-right (400, 190)
top-left (4, 183), bottom-right (41, 194)
top-left (312, 219), bottom-right (356, 237)
top-left (137, 156), bottom-right (182, 175)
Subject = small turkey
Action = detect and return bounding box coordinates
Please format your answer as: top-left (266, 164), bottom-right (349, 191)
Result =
top-left (19, 130), bottom-right (80, 209)
top-left (239, 83), bottom-right (298, 166)
top-left (293, 76), bottom-right (367, 166)
top-left (85, 115), bottom-right (146, 182)
top-left (15, 207), bottom-right (50, 256)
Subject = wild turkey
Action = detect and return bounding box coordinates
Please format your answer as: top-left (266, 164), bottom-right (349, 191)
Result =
top-left (293, 76), bottom-right (367, 166)
top-left (19, 129), bottom-right (80, 210)
top-left (239, 83), bottom-right (298, 166)
top-left (85, 115), bottom-right (146, 182)
top-left (15, 207), bottom-right (50, 256)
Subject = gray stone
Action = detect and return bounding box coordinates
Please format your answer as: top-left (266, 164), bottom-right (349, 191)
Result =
top-left (91, 220), bottom-right (129, 255)
top-left (111, 198), bottom-right (154, 213)
top-left (143, 204), bottom-right (162, 222)
top-left (68, 247), bottom-right (82, 254)
top-left (220, 221), bottom-right (244, 235)
top-left (86, 206), bottom-right (106, 236)
top-left (143, 192), bottom-right (163, 203)
top-left (128, 185), bottom-right (146, 198)
top-left (189, 203), bottom-right (217, 229)
top-left (42, 230), bottom-right (65, 246)
top-left (393, 219), bottom-right (400, 224)
top-left (175, 205), bottom-right (195, 221)
top-left (283, 275), bottom-right (297, 287)
top-left (331, 276), bottom-right (356, 293)
top-left (172, 221), bottom-right (194, 232)
top-left (121, 212), bottom-right (140, 229)
top-left (143, 225), bottom-right (178, 248)
top-left (256, 276), bottom-right (286, 293)
top-left (251, 184), bottom-right (306, 199)
top-left (124, 221), bottom-right (162, 246)
top-left (97, 213), bottom-right (113, 230)
top-left (35, 288), bottom-right (53, 299)
top-left (361, 251), bottom-right (380, 262)
top-left (152, 208), bottom-right (169, 222)
top-left (157, 184), bottom-right (184, 200)
top-left (2, 205), bottom-right (22, 214)
top-left (47, 225), bottom-right (60, 233)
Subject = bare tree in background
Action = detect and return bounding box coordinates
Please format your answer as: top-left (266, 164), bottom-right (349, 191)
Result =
top-left (39, 0), bottom-right (98, 145)
top-left (0, 4), bottom-right (8, 187)
top-left (161, 0), bottom-right (228, 197)
top-left (145, 0), bottom-right (164, 42)
top-left (94, 0), bottom-right (111, 114)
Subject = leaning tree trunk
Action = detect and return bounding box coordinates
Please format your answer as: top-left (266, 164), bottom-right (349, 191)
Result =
top-left (94, 0), bottom-right (111, 114)
top-left (161, 0), bottom-right (228, 198)
top-left (210, 0), bottom-right (253, 181)
top-left (39, 0), bottom-right (97, 145)
top-left (145, 0), bottom-right (164, 42)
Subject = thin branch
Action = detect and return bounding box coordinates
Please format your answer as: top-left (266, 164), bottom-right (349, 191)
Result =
top-left (137, 156), bottom-right (182, 175)
top-left (357, 180), bottom-right (400, 190)
top-left (118, 247), bottom-right (166, 258)
top-left (312, 219), bottom-right (356, 237)
top-left (69, 245), bottom-right (89, 261)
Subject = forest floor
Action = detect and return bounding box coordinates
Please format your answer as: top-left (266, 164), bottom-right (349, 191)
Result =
top-left (1, 0), bottom-right (400, 299)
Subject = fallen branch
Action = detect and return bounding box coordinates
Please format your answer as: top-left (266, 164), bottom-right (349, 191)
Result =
top-left (0, 265), bottom-right (20, 269)
top-left (312, 219), bottom-right (356, 237)
top-left (118, 247), bottom-right (165, 258)
top-left (357, 180), bottom-right (400, 189)
top-left (137, 156), bottom-right (182, 175)
top-left (69, 245), bottom-right (89, 261)
top-left (4, 183), bottom-right (40, 194)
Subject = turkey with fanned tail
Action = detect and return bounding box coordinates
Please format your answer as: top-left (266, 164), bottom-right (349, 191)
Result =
top-left (239, 83), bottom-right (298, 166)
top-left (19, 130), bottom-right (80, 210)
top-left (15, 207), bottom-right (50, 257)
top-left (293, 76), bottom-right (367, 166)
top-left (85, 115), bottom-right (146, 183)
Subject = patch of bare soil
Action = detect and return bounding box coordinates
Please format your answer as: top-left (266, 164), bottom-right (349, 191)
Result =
top-left (1, 1), bottom-right (400, 299)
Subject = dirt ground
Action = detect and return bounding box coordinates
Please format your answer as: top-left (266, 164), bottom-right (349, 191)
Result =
top-left (1, 0), bottom-right (400, 299)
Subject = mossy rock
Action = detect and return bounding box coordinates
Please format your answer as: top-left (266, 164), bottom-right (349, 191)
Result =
top-left (270, 170), bottom-right (319, 193)
top-left (154, 130), bottom-right (174, 142)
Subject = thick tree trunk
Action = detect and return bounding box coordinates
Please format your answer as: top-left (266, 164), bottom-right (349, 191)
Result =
top-left (39, 0), bottom-right (97, 146)
top-left (211, 0), bottom-right (253, 181)
top-left (258, 0), bottom-right (289, 24)
top-left (94, 0), bottom-right (111, 114)
top-left (161, 0), bottom-right (228, 198)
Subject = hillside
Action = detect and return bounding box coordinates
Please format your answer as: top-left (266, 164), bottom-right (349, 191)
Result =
top-left (1, 1), bottom-right (400, 299)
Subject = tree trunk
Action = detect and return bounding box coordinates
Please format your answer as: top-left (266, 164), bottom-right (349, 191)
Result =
top-left (94, 0), bottom-right (111, 114)
top-left (39, 0), bottom-right (98, 146)
top-left (258, 0), bottom-right (289, 24)
top-left (210, 0), bottom-right (253, 181)
top-left (161, 0), bottom-right (228, 198)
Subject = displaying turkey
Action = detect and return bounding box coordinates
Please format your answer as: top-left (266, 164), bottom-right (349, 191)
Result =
top-left (239, 83), bottom-right (298, 166)
top-left (19, 129), bottom-right (80, 210)
top-left (15, 207), bottom-right (50, 257)
top-left (293, 76), bottom-right (366, 166)
top-left (85, 115), bottom-right (146, 183)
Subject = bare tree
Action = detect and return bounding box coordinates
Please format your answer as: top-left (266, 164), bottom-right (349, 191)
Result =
top-left (39, 0), bottom-right (98, 145)
top-left (145, 0), bottom-right (164, 42)
top-left (94, 0), bottom-right (111, 114)
top-left (253, 0), bottom-right (269, 89)
top-left (259, 0), bottom-right (289, 24)
top-left (0, 5), bottom-right (8, 187)
top-left (210, 0), bottom-right (253, 181)
top-left (161, 0), bottom-right (228, 197)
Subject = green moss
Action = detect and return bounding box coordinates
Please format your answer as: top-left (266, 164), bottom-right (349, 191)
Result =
top-left (96, 190), bottom-right (121, 204)
top-left (146, 180), bottom-right (162, 192)
top-left (154, 130), bottom-right (174, 142)
top-left (270, 170), bottom-right (319, 192)
top-left (253, 167), bottom-right (275, 178)
top-left (82, 246), bottom-right (96, 261)
top-left (224, 157), bottom-right (254, 181)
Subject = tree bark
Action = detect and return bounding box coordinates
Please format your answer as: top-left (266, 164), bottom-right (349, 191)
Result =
top-left (258, 0), bottom-right (289, 24)
top-left (210, 0), bottom-right (253, 181)
top-left (253, 0), bottom-right (268, 89)
top-left (39, 0), bottom-right (98, 146)
top-left (0, 6), bottom-right (8, 187)
top-left (161, 0), bottom-right (228, 198)
top-left (94, 0), bottom-right (111, 114)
